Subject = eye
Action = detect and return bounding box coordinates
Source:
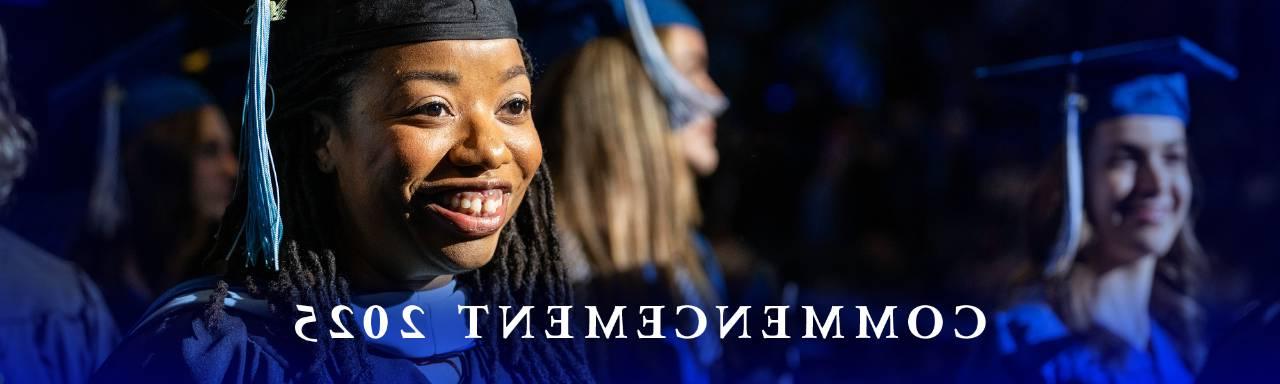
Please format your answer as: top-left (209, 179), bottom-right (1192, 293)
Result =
top-left (1106, 151), bottom-right (1138, 169)
top-left (412, 101), bottom-right (452, 117)
top-left (501, 98), bottom-right (529, 116)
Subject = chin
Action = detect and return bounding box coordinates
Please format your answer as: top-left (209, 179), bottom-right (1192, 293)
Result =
top-left (433, 235), bottom-right (502, 273)
top-left (201, 205), bottom-right (225, 223)
top-left (1127, 228), bottom-right (1180, 257)
top-left (689, 151), bottom-right (719, 175)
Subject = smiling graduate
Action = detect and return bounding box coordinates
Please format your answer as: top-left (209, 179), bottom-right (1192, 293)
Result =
top-left (90, 0), bottom-right (592, 382)
top-left (966, 37), bottom-right (1236, 384)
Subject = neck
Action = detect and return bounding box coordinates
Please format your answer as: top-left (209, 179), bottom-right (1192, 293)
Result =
top-left (339, 241), bottom-right (455, 292)
top-left (165, 220), bottom-right (214, 286)
top-left (333, 205), bottom-right (457, 292)
top-left (1088, 251), bottom-right (1157, 351)
top-left (346, 259), bottom-right (455, 292)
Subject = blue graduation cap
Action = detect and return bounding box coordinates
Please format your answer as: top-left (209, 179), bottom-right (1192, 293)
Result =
top-left (976, 36), bottom-right (1236, 276)
top-left (517, 0), bottom-right (700, 67)
top-left (517, 0), bottom-right (727, 130)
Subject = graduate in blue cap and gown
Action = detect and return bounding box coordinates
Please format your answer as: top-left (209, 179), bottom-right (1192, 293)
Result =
top-left (517, 0), bottom-right (761, 382)
top-left (91, 0), bottom-right (592, 382)
top-left (0, 24), bottom-right (120, 384)
top-left (966, 37), bottom-right (1236, 384)
top-left (71, 74), bottom-right (238, 329)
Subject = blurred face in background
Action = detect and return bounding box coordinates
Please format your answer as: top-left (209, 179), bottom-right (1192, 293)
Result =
top-left (659, 25), bottom-right (723, 176)
top-left (1084, 115), bottom-right (1191, 267)
top-left (191, 105), bottom-right (237, 222)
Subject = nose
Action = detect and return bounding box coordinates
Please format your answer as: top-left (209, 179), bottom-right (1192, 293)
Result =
top-left (446, 110), bottom-right (512, 171)
top-left (220, 151), bottom-right (239, 179)
top-left (1133, 156), bottom-right (1168, 198)
top-left (703, 77), bottom-right (725, 101)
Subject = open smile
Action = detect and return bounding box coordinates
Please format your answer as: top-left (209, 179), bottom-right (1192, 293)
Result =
top-left (1119, 199), bottom-right (1175, 226)
top-left (416, 179), bottom-right (513, 238)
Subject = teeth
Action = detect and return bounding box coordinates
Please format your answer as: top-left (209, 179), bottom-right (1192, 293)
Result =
top-left (442, 191), bottom-right (505, 216)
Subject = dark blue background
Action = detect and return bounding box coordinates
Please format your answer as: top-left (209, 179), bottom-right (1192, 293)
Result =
top-left (1, 0), bottom-right (1277, 382)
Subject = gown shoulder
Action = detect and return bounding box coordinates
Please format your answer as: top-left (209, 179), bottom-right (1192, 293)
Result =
top-left (0, 228), bottom-right (119, 384)
top-left (93, 278), bottom-right (474, 383)
top-left (965, 298), bottom-right (1192, 384)
top-left (91, 303), bottom-right (302, 383)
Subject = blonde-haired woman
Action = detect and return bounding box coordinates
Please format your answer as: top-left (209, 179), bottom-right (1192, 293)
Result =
top-left (544, 35), bottom-right (717, 308)
top-left (526, 0), bottom-right (730, 381)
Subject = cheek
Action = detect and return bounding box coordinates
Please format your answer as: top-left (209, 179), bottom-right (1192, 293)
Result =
top-left (1101, 168), bottom-right (1136, 204)
top-left (332, 129), bottom-right (418, 209)
top-left (1085, 166), bottom-right (1127, 225)
top-left (1172, 171), bottom-right (1193, 216)
top-left (391, 129), bottom-right (446, 167)
top-left (193, 159), bottom-right (220, 190)
top-left (676, 122), bottom-right (705, 146)
top-left (508, 126), bottom-right (543, 176)
top-left (378, 128), bottom-right (455, 190)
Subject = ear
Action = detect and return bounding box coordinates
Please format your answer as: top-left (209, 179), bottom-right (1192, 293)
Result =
top-left (311, 111), bottom-right (340, 173)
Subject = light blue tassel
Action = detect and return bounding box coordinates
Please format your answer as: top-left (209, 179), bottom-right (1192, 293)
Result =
top-left (88, 79), bottom-right (126, 237)
top-left (1044, 88), bottom-right (1085, 277)
top-left (239, 0), bottom-right (283, 270)
top-left (622, 0), bottom-right (728, 130)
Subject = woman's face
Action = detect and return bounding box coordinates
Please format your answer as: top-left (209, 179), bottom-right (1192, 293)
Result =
top-left (191, 105), bottom-right (237, 222)
top-left (660, 25), bottom-right (723, 176)
top-left (1084, 115), bottom-right (1191, 265)
top-left (322, 39), bottom-right (539, 287)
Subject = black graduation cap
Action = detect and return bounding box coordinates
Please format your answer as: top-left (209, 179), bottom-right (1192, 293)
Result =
top-left (976, 36), bottom-right (1236, 276)
top-left (214, 0), bottom-right (521, 73)
top-left (222, 0), bottom-right (523, 270)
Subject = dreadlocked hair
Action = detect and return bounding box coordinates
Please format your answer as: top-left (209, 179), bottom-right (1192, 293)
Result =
top-left (459, 161), bottom-right (594, 383)
top-left (203, 42), bottom-right (593, 383)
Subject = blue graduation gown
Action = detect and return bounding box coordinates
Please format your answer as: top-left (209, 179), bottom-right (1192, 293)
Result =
top-left (0, 228), bottom-right (119, 384)
top-left (969, 300), bottom-right (1193, 384)
top-left (91, 278), bottom-right (506, 383)
top-left (575, 231), bottom-right (727, 384)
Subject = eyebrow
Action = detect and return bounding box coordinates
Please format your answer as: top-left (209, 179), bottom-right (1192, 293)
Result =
top-left (398, 70), bottom-right (461, 85)
top-left (1110, 139), bottom-right (1186, 154)
top-left (501, 65), bottom-right (528, 82)
top-left (396, 65), bottom-right (526, 85)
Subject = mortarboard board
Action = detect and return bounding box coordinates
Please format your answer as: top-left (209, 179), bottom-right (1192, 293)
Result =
top-left (119, 76), bottom-right (213, 135)
top-left (518, 0), bottom-right (726, 131)
top-left (222, 0), bottom-right (523, 270)
top-left (976, 36), bottom-right (1236, 276)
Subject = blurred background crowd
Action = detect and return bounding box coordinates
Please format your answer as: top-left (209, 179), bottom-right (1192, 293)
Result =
top-left (2, 0), bottom-right (1279, 383)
